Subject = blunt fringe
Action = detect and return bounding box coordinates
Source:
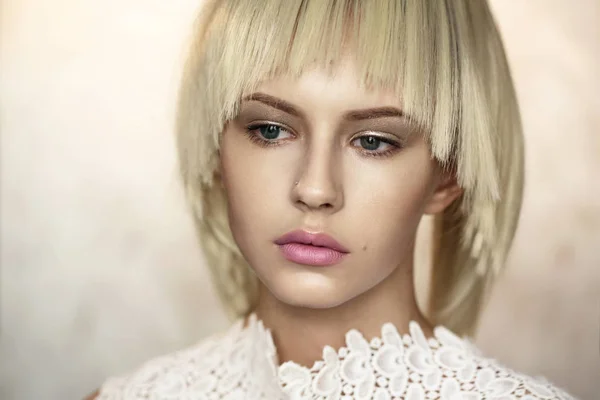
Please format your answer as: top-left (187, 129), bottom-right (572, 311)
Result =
top-left (175, 0), bottom-right (524, 336)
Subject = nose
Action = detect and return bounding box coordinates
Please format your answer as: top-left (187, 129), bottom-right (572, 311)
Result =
top-left (291, 144), bottom-right (343, 213)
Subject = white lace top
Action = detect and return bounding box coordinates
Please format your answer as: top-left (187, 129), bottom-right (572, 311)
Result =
top-left (97, 314), bottom-right (576, 400)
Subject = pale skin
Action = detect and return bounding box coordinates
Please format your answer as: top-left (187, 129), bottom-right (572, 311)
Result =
top-left (85, 58), bottom-right (462, 398)
top-left (220, 57), bottom-right (462, 367)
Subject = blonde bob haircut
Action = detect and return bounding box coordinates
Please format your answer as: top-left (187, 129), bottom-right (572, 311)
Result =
top-left (176, 0), bottom-right (524, 336)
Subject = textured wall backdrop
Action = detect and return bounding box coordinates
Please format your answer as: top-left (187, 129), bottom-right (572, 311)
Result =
top-left (1, 1), bottom-right (598, 399)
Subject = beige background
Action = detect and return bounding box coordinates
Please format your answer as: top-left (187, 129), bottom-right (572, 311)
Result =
top-left (1, 1), bottom-right (598, 399)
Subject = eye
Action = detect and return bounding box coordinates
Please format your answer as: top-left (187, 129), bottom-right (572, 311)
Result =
top-left (351, 135), bottom-right (400, 157)
top-left (243, 123), bottom-right (294, 148)
top-left (249, 123), bottom-right (293, 141)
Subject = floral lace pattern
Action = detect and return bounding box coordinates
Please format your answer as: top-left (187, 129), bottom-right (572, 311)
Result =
top-left (98, 315), bottom-right (576, 400)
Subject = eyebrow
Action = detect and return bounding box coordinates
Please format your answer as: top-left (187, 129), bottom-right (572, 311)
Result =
top-left (241, 92), bottom-right (405, 121)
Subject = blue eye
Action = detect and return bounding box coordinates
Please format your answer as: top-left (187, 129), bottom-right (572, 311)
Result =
top-left (257, 124), bottom-right (284, 140)
top-left (245, 123), bottom-right (294, 147)
top-left (359, 136), bottom-right (384, 151)
top-left (352, 135), bottom-right (396, 153)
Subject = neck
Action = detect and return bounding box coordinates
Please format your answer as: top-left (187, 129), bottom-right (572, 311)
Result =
top-left (253, 259), bottom-right (433, 368)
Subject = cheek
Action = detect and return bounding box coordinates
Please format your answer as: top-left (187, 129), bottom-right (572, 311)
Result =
top-left (348, 148), bottom-right (436, 252)
top-left (219, 131), bottom-right (293, 241)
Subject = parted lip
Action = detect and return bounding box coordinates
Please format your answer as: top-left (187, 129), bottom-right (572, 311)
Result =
top-left (274, 230), bottom-right (350, 253)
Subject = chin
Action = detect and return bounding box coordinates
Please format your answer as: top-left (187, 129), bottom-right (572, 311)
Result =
top-left (266, 272), bottom-right (356, 310)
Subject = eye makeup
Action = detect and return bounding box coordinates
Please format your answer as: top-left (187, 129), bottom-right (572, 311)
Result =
top-left (243, 121), bottom-right (405, 159)
top-left (243, 122), bottom-right (295, 148)
top-left (349, 133), bottom-right (403, 158)
top-left (235, 99), bottom-right (413, 159)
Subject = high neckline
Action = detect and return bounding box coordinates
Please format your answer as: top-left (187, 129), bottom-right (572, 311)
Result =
top-left (97, 311), bottom-right (575, 399)
top-left (241, 312), bottom-right (471, 371)
top-left (237, 312), bottom-right (489, 399)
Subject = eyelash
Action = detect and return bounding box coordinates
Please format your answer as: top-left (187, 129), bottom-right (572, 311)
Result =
top-left (244, 123), bottom-right (292, 148)
top-left (244, 123), bottom-right (403, 158)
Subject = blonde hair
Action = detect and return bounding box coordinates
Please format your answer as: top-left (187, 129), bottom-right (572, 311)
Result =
top-left (175, 0), bottom-right (524, 336)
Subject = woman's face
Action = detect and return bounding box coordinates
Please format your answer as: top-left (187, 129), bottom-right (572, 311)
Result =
top-left (220, 59), bottom-right (457, 309)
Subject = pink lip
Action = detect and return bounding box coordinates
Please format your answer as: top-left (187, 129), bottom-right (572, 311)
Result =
top-left (274, 230), bottom-right (350, 266)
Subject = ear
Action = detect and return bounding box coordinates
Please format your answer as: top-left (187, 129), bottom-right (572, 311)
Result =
top-left (423, 167), bottom-right (463, 215)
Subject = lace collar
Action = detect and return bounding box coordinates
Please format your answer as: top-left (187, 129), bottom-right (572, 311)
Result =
top-left (98, 313), bottom-right (574, 399)
top-left (230, 314), bottom-right (566, 399)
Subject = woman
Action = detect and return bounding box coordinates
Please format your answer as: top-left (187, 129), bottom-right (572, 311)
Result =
top-left (91, 0), bottom-right (576, 398)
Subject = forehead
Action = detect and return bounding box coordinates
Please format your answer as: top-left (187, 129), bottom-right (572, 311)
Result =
top-left (246, 57), bottom-right (404, 113)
